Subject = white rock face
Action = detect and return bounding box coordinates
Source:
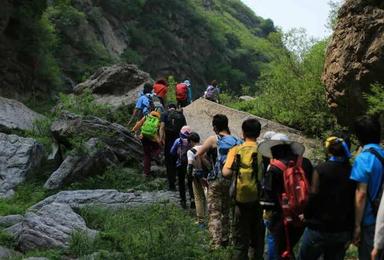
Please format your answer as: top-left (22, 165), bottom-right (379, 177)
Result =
top-left (0, 133), bottom-right (44, 198)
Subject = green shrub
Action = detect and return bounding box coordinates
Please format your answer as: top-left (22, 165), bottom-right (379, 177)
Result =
top-left (366, 83), bottom-right (384, 115)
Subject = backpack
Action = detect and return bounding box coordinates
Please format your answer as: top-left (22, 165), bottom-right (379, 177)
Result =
top-left (165, 110), bottom-right (185, 134)
top-left (152, 95), bottom-right (164, 112)
top-left (141, 114), bottom-right (160, 139)
top-left (176, 83), bottom-right (188, 101)
top-left (205, 85), bottom-right (216, 100)
top-left (142, 94), bottom-right (154, 115)
top-left (190, 148), bottom-right (211, 179)
top-left (229, 145), bottom-right (260, 203)
top-left (270, 157), bottom-right (309, 226)
top-left (177, 138), bottom-right (190, 166)
top-left (207, 135), bottom-right (242, 181)
top-left (366, 148), bottom-right (384, 216)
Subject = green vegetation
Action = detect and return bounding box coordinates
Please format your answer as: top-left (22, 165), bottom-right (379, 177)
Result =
top-left (366, 83), bottom-right (384, 115)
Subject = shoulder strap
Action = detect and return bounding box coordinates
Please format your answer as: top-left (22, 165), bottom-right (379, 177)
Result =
top-left (190, 148), bottom-right (197, 154)
top-left (270, 159), bottom-right (287, 172)
top-left (366, 148), bottom-right (384, 215)
top-left (368, 148), bottom-right (384, 166)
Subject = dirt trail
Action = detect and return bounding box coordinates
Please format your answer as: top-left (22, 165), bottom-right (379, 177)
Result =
top-left (183, 98), bottom-right (320, 159)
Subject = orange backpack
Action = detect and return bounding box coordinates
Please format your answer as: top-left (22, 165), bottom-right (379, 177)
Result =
top-left (176, 83), bottom-right (188, 101)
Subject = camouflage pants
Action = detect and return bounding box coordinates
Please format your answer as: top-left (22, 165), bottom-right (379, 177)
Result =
top-left (207, 178), bottom-right (231, 248)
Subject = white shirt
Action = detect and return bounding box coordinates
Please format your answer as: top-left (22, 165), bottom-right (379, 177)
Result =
top-left (187, 145), bottom-right (202, 164)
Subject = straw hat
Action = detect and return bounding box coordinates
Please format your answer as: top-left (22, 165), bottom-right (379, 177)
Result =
top-left (258, 133), bottom-right (305, 158)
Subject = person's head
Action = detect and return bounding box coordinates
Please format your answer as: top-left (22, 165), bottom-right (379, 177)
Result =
top-left (211, 80), bottom-right (218, 87)
top-left (188, 132), bottom-right (200, 146)
top-left (143, 83), bottom-right (153, 94)
top-left (212, 114), bottom-right (230, 134)
top-left (168, 103), bottom-right (177, 110)
top-left (242, 118), bottom-right (261, 140)
top-left (354, 115), bottom-right (381, 145)
top-left (180, 125), bottom-right (192, 139)
top-left (325, 136), bottom-right (351, 158)
top-left (184, 80), bottom-right (191, 87)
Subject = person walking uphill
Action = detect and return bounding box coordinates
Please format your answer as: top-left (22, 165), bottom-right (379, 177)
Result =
top-left (204, 80), bottom-right (220, 103)
top-left (259, 133), bottom-right (313, 260)
top-left (222, 118), bottom-right (265, 260)
top-left (197, 114), bottom-right (242, 248)
top-left (128, 83), bottom-right (153, 126)
top-left (132, 110), bottom-right (162, 177)
top-left (171, 126), bottom-right (194, 209)
top-left (299, 136), bottom-right (356, 260)
top-left (176, 80), bottom-right (192, 108)
top-left (350, 116), bottom-right (384, 260)
top-left (160, 104), bottom-right (187, 191)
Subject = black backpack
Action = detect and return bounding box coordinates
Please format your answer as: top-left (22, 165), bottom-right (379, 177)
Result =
top-left (367, 148), bottom-right (384, 216)
top-left (165, 110), bottom-right (185, 134)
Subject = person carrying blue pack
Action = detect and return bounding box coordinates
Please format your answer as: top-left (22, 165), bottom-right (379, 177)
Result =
top-left (197, 114), bottom-right (242, 248)
top-left (351, 116), bottom-right (384, 260)
top-left (128, 83), bottom-right (153, 126)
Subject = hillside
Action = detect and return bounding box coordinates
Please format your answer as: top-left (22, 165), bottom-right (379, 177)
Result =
top-left (0, 0), bottom-right (283, 102)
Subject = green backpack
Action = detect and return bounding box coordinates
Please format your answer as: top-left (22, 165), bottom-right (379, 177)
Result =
top-left (141, 115), bottom-right (160, 139)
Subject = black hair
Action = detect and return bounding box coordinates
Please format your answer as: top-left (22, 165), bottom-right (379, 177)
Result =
top-left (242, 118), bottom-right (261, 139)
top-left (188, 132), bottom-right (200, 143)
top-left (143, 83), bottom-right (153, 94)
top-left (271, 144), bottom-right (294, 160)
top-left (212, 114), bottom-right (230, 134)
top-left (327, 139), bottom-right (347, 157)
top-left (211, 80), bottom-right (218, 87)
top-left (354, 116), bottom-right (381, 145)
top-left (168, 103), bottom-right (177, 109)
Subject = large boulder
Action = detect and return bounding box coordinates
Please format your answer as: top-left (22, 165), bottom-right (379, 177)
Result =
top-left (12, 203), bottom-right (97, 252)
top-left (0, 97), bottom-right (45, 133)
top-left (183, 98), bottom-right (320, 159)
top-left (74, 64), bottom-right (152, 108)
top-left (45, 113), bottom-right (143, 189)
top-left (322, 0), bottom-right (384, 125)
top-left (0, 133), bottom-right (44, 198)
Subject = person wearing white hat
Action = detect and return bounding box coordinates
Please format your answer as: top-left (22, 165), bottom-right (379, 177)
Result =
top-left (258, 133), bottom-right (313, 259)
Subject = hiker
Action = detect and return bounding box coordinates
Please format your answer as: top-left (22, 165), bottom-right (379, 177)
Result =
top-left (132, 110), bottom-right (161, 177)
top-left (204, 80), bottom-right (220, 103)
top-left (128, 83), bottom-right (153, 126)
top-left (187, 132), bottom-right (211, 228)
top-left (299, 136), bottom-right (355, 260)
top-left (176, 80), bottom-right (192, 108)
top-left (372, 194), bottom-right (384, 260)
top-left (160, 104), bottom-right (187, 191)
top-left (222, 118), bottom-right (265, 259)
top-left (170, 126), bottom-right (194, 209)
top-left (197, 114), bottom-right (242, 248)
top-left (153, 79), bottom-right (168, 106)
top-left (350, 116), bottom-right (384, 260)
top-left (259, 133), bottom-right (313, 259)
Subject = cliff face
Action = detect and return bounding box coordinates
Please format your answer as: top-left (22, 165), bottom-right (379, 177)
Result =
top-left (322, 0), bottom-right (384, 125)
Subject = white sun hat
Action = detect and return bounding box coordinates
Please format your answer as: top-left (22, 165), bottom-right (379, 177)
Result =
top-left (258, 133), bottom-right (305, 158)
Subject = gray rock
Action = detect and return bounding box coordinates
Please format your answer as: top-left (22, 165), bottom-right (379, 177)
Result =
top-left (239, 95), bottom-right (255, 101)
top-left (13, 203), bottom-right (97, 252)
top-left (0, 133), bottom-right (44, 198)
top-left (46, 113), bottom-right (143, 189)
top-left (74, 64), bottom-right (152, 109)
top-left (0, 246), bottom-right (21, 259)
top-left (0, 97), bottom-right (45, 133)
top-left (31, 189), bottom-right (178, 211)
top-left (0, 214), bottom-right (24, 227)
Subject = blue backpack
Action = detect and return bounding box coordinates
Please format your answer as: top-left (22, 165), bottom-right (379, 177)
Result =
top-left (207, 135), bottom-right (242, 181)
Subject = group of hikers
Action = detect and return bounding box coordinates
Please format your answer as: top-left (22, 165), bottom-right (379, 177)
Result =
top-left (129, 80), bottom-right (384, 260)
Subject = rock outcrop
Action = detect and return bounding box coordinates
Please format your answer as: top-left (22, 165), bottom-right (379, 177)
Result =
top-left (0, 97), bottom-right (45, 133)
top-left (322, 0), bottom-right (384, 125)
top-left (74, 64), bottom-right (152, 108)
top-left (183, 98), bottom-right (320, 159)
top-left (0, 133), bottom-right (44, 198)
top-left (45, 113), bottom-right (143, 189)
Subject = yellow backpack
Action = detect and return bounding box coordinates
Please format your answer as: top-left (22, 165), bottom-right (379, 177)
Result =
top-left (229, 145), bottom-right (260, 203)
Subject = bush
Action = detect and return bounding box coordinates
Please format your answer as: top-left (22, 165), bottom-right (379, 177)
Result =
top-left (366, 83), bottom-right (384, 116)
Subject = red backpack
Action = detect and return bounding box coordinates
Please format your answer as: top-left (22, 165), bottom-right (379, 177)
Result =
top-left (270, 157), bottom-right (309, 226)
top-left (176, 83), bottom-right (188, 101)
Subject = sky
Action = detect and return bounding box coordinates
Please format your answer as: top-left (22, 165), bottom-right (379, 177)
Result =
top-left (241, 0), bottom-right (342, 39)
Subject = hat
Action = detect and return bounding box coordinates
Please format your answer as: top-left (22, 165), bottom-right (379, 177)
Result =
top-left (258, 133), bottom-right (305, 158)
top-left (184, 80), bottom-right (191, 87)
top-left (258, 131), bottom-right (277, 144)
top-left (180, 125), bottom-right (192, 139)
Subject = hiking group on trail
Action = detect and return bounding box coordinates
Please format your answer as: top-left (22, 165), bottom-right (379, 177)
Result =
top-left (129, 81), bottom-right (384, 260)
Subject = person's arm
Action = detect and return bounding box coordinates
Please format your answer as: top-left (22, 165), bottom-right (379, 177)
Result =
top-left (222, 147), bottom-right (236, 178)
top-left (159, 122), bottom-right (165, 144)
top-left (196, 136), bottom-right (216, 157)
top-left (187, 149), bottom-right (195, 176)
top-left (170, 139), bottom-right (179, 156)
top-left (128, 108), bottom-right (138, 126)
top-left (132, 116), bottom-right (145, 132)
top-left (304, 169), bottom-right (320, 220)
top-left (372, 195), bottom-right (384, 259)
top-left (188, 87), bottom-right (192, 104)
top-left (353, 183), bottom-right (368, 245)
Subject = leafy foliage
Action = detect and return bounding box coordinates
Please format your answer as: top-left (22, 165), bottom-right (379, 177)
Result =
top-left (365, 84), bottom-right (384, 115)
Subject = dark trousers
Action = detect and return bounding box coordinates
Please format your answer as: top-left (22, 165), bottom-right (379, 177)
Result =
top-left (299, 228), bottom-right (351, 260)
top-left (177, 99), bottom-right (189, 108)
top-left (142, 138), bottom-right (161, 176)
top-left (177, 165), bottom-right (193, 203)
top-left (165, 132), bottom-right (178, 190)
top-left (359, 224), bottom-right (375, 260)
top-left (270, 219), bottom-right (304, 259)
top-left (232, 202), bottom-right (265, 260)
